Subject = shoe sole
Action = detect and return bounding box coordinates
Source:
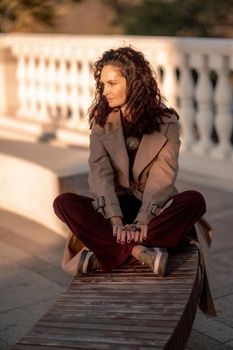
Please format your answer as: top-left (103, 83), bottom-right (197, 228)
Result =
top-left (77, 248), bottom-right (93, 274)
top-left (152, 248), bottom-right (168, 277)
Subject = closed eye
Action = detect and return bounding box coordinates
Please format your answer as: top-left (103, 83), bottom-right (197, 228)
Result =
top-left (100, 80), bottom-right (117, 87)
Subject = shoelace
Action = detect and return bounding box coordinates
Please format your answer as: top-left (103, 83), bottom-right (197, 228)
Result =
top-left (91, 255), bottom-right (101, 270)
top-left (139, 249), bottom-right (156, 267)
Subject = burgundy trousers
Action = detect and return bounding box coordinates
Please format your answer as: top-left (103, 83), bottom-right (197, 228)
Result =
top-left (53, 190), bottom-right (206, 272)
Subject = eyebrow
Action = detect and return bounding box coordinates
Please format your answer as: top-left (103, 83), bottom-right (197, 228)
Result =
top-left (100, 79), bottom-right (117, 84)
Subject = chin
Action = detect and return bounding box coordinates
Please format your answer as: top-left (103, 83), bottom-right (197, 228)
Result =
top-left (108, 101), bottom-right (116, 106)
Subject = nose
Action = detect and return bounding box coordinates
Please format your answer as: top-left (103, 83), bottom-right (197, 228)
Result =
top-left (103, 85), bottom-right (110, 97)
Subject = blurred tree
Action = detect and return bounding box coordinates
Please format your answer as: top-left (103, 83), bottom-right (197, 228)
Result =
top-left (0, 0), bottom-right (83, 33)
top-left (107, 0), bottom-right (233, 38)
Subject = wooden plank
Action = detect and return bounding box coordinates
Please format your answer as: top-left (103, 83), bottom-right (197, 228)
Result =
top-left (11, 245), bottom-right (200, 350)
top-left (37, 319), bottom-right (178, 329)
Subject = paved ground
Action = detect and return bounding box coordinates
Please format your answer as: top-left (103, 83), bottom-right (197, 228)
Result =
top-left (0, 173), bottom-right (233, 350)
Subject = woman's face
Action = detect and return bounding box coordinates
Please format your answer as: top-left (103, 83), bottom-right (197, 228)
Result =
top-left (100, 64), bottom-right (127, 111)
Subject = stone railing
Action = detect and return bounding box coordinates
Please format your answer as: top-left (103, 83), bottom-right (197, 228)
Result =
top-left (0, 34), bottom-right (233, 186)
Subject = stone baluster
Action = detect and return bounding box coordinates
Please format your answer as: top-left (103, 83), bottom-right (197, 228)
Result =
top-left (46, 54), bottom-right (57, 119)
top-left (88, 48), bottom-right (96, 110)
top-left (26, 55), bottom-right (37, 119)
top-left (156, 65), bottom-right (163, 93)
top-left (66, 57), bottom-right (80, 128)
top-left (179, 54), bottom-right (195, 151)
top-left (153, 48), bottom-right (165, 88)
top-left (16, 52), bottom-right (28, 118)
top-left (211, 56), bottom-right (233, 159)
top-left (78, 50), bottom-right (93, 130)
top-left (56, 57), bottom-right (68, 122)
top-left (36, 55), bottom-right (47, 121)
top-left (193, 55), bottom-right (214, 155)
top-left (0, 46), bottom-right (18, 116)
top-left (148, 50), bottom-right (163, 93)
top-left (76, 49), bottom-right (85, 129)
top-left (161, 58), bottom-right (177, 109)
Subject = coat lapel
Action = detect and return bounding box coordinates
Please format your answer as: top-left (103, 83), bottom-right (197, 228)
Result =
top-left (98, 109), bottom-right (169, 186)
top-left (133, 131), bottom-right (168, 183)
top-left (99, 110), bottom-right (129, 187)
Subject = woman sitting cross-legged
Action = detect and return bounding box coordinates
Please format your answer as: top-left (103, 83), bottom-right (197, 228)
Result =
top-left (53, 46), bottom-right (207, 278)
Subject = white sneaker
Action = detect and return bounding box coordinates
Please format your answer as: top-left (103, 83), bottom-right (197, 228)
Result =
top-left (77, 248), bottom-right (101, 274)
top-left (138, 247), bottom-right (168, 276)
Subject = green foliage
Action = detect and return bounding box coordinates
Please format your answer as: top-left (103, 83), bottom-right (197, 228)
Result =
top-left (108, 0), bottom-right (233, 37)
top-left (0, 0), bottom-right (55, 32)
top-left (0, 0), bottom-right (83, 33)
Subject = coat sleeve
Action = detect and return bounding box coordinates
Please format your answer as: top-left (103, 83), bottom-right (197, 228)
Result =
top-left (135, 122), bottom-right (180, 224)
top-left (88, 126), bottom-right (123, 220)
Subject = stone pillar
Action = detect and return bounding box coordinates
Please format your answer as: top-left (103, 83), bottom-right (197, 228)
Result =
top-left (0, 46), bottom-right (18, 116)
top-left (179, 54), bottom-right (195, 151)
top-left (78, 48), bottom-right (94, 131)
top-left (66, 57), bottom-right (79, 128)
top-left (212, 56), bottom-right (233, 159)
top-left (16, 52), bottom-right (29, 118)
top-left (194, 55), bottom-right (214, 155)
top-left (162, 60), bottom-right (177, 109)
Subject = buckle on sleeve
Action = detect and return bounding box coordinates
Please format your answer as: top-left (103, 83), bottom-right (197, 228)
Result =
top-left (148, 203), bottom-right (158, 214)
top-left (97, 196), bottom-right (105, 208)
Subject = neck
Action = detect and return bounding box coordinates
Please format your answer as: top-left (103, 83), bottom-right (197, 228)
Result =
top-left (120, 105), bottom-right (131, 122)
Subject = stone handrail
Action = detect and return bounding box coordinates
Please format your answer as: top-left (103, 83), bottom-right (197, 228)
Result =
top-left (0, 34), bottom-right (233, 185)
top-left (0, 139), bottom-right (89, 236)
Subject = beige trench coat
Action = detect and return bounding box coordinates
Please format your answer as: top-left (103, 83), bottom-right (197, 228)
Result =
top-left (61, 109), bottom-right (216, 316)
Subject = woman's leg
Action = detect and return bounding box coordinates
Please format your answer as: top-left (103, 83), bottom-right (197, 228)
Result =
top-left (144, 190), bottom-right (206, 248)
top-left (129, 190), bottom-right (206, 276)
top-left (53, 192), bottom-right (135, 272)
top-left (53, 190), bottom-right (205, 273)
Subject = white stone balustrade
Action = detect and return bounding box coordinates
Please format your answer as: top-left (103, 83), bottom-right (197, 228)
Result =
top-left (0, 34), bottom-right (233, 185)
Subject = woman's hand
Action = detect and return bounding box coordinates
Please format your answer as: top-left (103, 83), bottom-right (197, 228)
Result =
top-left (111, 216), bottom-right (127, 244)
top-left (125, 223), bottom-right (148, 243)
top-left (113, 224), bottom-right (127, 244)
top-left (110, 217), bottom-right (148, 244)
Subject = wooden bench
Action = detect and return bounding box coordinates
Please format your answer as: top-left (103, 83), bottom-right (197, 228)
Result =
top-left (11, 245), bottom-right (199, 350)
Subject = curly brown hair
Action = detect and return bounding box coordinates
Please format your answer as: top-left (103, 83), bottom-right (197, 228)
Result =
top-left (89, 46), bottom-right (176, 135)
